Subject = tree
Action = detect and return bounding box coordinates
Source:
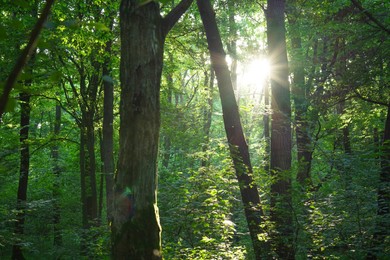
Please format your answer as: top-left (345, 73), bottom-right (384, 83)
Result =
top-left (196, 0), bottom-right (267, 258)
top-left (112, 0), bottom-right (194, 258)
top-left (0, 0), bottom-right (55, 119)
top-left (266, 0), bottom-right (294, 258)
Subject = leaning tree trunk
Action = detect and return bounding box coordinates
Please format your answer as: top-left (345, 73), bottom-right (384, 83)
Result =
top-left (197, 0), bottom-right (267, 258)
top-left (113, 0), bottom-right (193, 258)
top-left (266, 0), bottom-right (294, 258)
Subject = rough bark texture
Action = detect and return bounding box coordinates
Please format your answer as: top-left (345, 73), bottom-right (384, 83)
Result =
top-left (197, 1), bottom-right (266, 258)
top-left (11, 92), bottom-right (31, 260)
top-left (114, 2), bottom-right (163, 258)
top-left (266, 0), bottom-right (294, 258)
top-left (113, 0), bottom-right (193, 258)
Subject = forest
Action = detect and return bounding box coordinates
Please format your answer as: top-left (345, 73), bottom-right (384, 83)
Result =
top-left (0, 0), bottom-right (389, 259)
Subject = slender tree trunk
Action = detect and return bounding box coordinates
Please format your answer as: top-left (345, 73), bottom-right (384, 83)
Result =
top-left (287, 9), bottom-right (313, 186)
top-left (368, 104), bottom-right (390, 259)
top-left (102, 39), bottom-right (114, 224)
top-left (227, 1), bottom-right (237, 94)
top-left (79, 109), bottom-right (98, 254)
top-left (197, 1), bottom-right (267, 258)
top-left (263, 81), bottom-right (270, 174)
top-left (201, 66), bottom-right (214, 167)
top-left (11, 92), bottom-right (31, 260)
top-left (266, 0), bottom-right (294, 258)
top-left (51, 105), bottom-right (62, 247)
top-left (113, 0), bottom-right (193, 258)
top-left (162, 53), bottom-right (174, 169)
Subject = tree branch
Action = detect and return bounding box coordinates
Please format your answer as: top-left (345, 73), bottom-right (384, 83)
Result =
top-left (353, 89), bottom-right (389, 106)
top-left (162, 0), bottom-right (194, 37)
top-left (0, 0), bottom-right (56, 118)
top-left (350, 0), bottom-right (390, 35)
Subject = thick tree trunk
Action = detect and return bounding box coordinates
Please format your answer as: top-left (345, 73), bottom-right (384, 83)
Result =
top-left (113, 0), bottom-right (193, 258)
top-left (113, 3), bottom-right (163, 258)
top-left (51, 105), bottom-right (62, 247)
top-left (266, 0), bottom-right (294, 258)
top-left (11, 92), bottom-right (31, 260)
top-left (196, 1), bottom-right (266, 258)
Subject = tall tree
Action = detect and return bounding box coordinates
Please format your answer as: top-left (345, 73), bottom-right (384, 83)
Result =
top-left (196, 0), bottom-right (267, 258)
top-left (266, 0), bottom-right (294, 258)
top-left (113, 0), bottom-right (194, 258)
top-left (11, 91), bottom-right (31, 260)
top-left (287, 0), bottom-right (313, 186)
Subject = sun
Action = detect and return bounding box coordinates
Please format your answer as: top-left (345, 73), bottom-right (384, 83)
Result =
top-left (239, 57), bottom-right (270, 94)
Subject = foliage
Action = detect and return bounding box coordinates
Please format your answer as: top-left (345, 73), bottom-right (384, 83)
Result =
top-left (0, 0), bottom-right (389, 258)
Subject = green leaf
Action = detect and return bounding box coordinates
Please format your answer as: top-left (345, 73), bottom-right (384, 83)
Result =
top-left (91, 22), bottom-right (110, 32)
top-left (157, 0), bottom-right (171, 4)
top-left (13, 0), bottom-right (30, 9)
top-left (49, 71), bottom-right (63, 83)
top-left (0, 25), bottom-right (6, 40)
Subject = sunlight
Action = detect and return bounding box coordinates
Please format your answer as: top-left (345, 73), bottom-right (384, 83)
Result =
top-left (239, 58), bottom-right (270, 94)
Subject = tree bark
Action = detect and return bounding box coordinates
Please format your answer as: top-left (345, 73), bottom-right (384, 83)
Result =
top-left (11, 92), bottom-right (31, 260)
top-left (79, 67), bottom-right (99, 254)
top-left (266, 0), bottom-right (294, 258)
top-left (196, 0), bottom-right (266, 258)
top-left (113, 0), bottom-right (193, 258)
top-left (102, 38), bottom-right (114, 224)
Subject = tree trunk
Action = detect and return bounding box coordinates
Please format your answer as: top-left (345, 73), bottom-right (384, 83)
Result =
top-left (263, 82), bottom-right (270, 174)
top-left (266, 0), bottom-right (294, 258)
top-left (114, 3), bottom-right (164, 258)
top-left (287, 8), bottom-right (313, 186)
top-left (227, 1), bottom-right (238, 94)
top-left (113, 0), bottom-right (193, 258)
top-left (196, 1), bottom-right (266, 258)
top-left (102, 39), bottom-right (114, 224)
top-left (369, 104), bottom-right (390, 259)
top-left (51, 105), bottom-right (62, 247)
top-left (11, 92), bottom-right (31, 260)
top-left (201, 66), bottom-right (214, 167)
